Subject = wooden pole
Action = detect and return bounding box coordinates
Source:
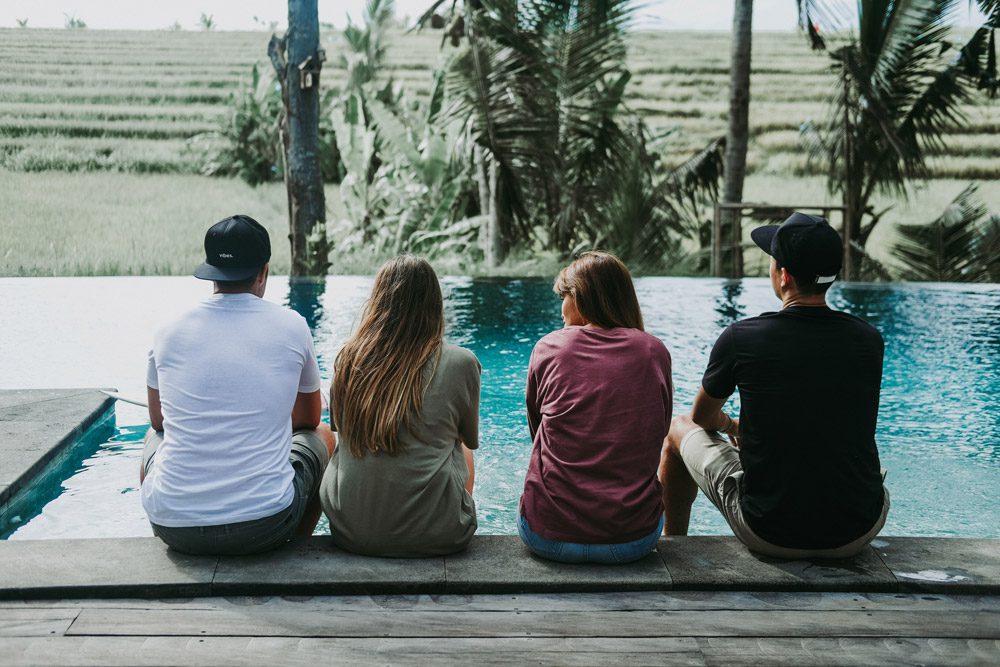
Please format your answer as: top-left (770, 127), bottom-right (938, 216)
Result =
top-left (712, 204), bottom-right (722, 276)
top-left (841, 64), bottom-right (854, 281)
top-left (731, 206), bottom-right (743, 277)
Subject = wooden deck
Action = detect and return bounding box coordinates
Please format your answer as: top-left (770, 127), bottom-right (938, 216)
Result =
top-left (3, 591), bottom-right (999, 665)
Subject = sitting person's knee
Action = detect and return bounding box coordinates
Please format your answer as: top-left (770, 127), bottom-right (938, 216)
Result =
top-left (666, 414), bottom-right (697, 449)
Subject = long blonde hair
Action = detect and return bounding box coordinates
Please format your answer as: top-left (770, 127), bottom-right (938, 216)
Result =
top-left (333, 255), bottom-right (444, 457)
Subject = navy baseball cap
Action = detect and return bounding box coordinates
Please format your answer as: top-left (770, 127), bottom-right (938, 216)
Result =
top-left (193, 215), bottom-right (271, 282)
top-left (750, 212), bottom-right (842, 284)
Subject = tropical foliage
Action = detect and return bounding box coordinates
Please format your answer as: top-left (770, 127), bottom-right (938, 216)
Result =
top-left (199, 64), bottom-right (283, 185)
top-left (891, 184), bottom-right (1000, 282)
top-left (804, 0), bottom-right (998, 278)
top-left (409, 0), bottom-right (724, 267)
top-left (331, 75), bottom-right (477, 257)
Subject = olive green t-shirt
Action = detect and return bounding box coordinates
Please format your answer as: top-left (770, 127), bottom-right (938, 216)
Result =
top-left (320, 342), bottom-right (481, 557)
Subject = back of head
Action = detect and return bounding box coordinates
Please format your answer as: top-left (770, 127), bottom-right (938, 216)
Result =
top-left (554, 251), bottom-right (644, 330)
top-left (333, 255), bottom-right (444, 457)
top-left (750, 212), bottom-right (842, 296)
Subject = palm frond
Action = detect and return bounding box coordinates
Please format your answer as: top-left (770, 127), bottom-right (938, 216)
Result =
top-left (442, 0), bottom-right (640, 254)
top-left (658, 136), bottom-right (725, 211)
top-left (890, 184), bottom-right (993, 281)
top-left (977, 213), bottom-right (1000, 282)
top-left (796, 0), bottom-right (853, 49)
top-left (956, 23), bottom-right (999, 97)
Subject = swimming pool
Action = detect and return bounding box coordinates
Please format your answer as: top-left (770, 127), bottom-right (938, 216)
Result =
top-left (1, 276), bottom-right (997, 539)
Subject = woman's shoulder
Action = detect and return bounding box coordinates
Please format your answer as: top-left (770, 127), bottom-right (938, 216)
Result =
top-left (440, 342), bottom-right (481, 370)
top-left (630, 329), bottom-right (671, 364)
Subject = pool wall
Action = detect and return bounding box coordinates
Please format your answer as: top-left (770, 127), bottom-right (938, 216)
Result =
top-left (0, 389), bottom-right (115, 536)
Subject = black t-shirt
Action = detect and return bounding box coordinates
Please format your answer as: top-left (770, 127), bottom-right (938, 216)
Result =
top-left (702, 305), bottom-right (885, 549)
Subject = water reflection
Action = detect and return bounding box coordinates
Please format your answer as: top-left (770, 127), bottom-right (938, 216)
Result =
top-left (714, 279), bottom-right (746, 329)
top-left (284, 279), bottom-right (327, 331)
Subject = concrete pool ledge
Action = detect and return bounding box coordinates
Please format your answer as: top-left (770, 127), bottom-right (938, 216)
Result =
top-left (0, 534), bottom-right (998, 600)
top-left (1, 388), bottom-right (998, 600)
top-left (0, 388), bottom-right (115, 512)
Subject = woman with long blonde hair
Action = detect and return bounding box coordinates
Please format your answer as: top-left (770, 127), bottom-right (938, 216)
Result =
top-left (320, 255), bottom-right (481, 556)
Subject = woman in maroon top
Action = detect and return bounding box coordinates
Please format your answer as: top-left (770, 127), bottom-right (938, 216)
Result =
top-left (519, 251), bottom-right (672, 563)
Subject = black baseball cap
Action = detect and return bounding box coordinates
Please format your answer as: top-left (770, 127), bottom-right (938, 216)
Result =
top-left (750, 212), bottom-right (842, 285)
top-left (193, 215), bottom-right (271, 282)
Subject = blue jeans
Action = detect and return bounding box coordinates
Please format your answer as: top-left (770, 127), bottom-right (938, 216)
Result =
top-left (517, 513), bottom-right (664, 564)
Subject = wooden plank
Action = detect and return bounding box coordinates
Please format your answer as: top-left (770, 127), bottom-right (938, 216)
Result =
top-left (698, 637), bottom-right (1000, 667)
top-left (5, 591), bottom-right (998, 613)
top-left (0, 637), bottom-right (703, 667)
top-left (0, 608), bottom-right (77, 637)
top-left (6, 636), bottom-right (1000, 667)
top-left (66, 608), bottom-right (1000, 640)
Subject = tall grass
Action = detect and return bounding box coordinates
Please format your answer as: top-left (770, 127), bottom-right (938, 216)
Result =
top-left (0, 171), bottom-right (299, 276)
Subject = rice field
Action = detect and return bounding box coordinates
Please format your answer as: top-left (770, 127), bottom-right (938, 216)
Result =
top-left (0, 27), bottom-right (997, 276)
top-left (2, 27), bottom-right (997, 178)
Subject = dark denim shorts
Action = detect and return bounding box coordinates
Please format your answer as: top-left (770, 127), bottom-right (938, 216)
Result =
top-left (146, 430), bottom-right (327, 556)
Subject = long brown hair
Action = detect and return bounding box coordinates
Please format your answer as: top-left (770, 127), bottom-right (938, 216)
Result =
top-left (333, 255), bottom-right (444, 457)
top-left (553, 251), bottom-right (644, 330)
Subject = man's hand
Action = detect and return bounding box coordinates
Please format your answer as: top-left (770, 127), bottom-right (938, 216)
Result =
top-left (692, 385), bottom-right (740, 448)
top-left (723, 416), bottom-right (740, 448)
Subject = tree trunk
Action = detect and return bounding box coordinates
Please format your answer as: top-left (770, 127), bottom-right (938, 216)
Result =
top-left (720, 0), bottom-right (753, 278)
top-left (270, 0), bottom-right (327, 279)
top-left (485, 155), bottom-right (502, 270)
top-left (473, 144), bottom-right (494, 269)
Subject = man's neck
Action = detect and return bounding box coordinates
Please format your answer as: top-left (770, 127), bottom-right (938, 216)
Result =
top-left (213, 285), bottom-right (263, 298)
top-left (781, 293), bottom-right (828, 309)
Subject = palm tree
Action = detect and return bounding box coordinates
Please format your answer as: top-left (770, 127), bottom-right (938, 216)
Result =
top-left (718, 0), bottom-right (753, 277)
top-left (423, 0), bottom-right (723, 267)
top-left (807, 0), bottom-right (995, 279)
top-left (717, 1), bottom-right (837, 277)
top-left (891, 184), bottom-right (999, 282)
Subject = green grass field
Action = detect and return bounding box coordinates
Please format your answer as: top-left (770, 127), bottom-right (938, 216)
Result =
top-left (1, 27), bottom-right (998, 276)
top-left (3, 168), bottom-right (993, 277)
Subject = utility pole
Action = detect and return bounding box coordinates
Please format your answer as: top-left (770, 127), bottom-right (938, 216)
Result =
top-left (269, 0), bottom-right (329, 278)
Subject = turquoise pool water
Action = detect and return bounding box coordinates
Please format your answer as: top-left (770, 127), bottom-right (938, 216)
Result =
top-left (1, 277), bottom-right (998, 539)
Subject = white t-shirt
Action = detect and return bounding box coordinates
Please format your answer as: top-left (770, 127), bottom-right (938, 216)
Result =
top-left (142, 292), bottom-right (321, 527)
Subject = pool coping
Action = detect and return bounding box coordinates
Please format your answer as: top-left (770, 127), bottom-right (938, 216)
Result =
top-left (1, 389), bottom-right (998, 600)
top-left (0, 534), bottom-right (997, 600)
top-left (0, 388), bottom-right (116, 511)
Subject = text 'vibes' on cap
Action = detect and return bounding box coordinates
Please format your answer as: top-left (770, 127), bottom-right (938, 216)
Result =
top-left (750, 212), bottom-right (843, 284)
top-left (193, 215), bottom-right (271, 282)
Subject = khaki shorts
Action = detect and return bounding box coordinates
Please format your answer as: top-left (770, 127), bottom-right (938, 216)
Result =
top-left (679, 427), bottom-right (890, 559)
top-left (142, 428), bottom-right (329, 556)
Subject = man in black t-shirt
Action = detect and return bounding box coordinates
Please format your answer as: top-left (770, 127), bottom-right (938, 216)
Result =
top-left (658, 212), bottom-right (889, 558)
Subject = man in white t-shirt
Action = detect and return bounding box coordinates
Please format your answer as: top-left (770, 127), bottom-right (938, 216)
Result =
top-left (140, 214), bottom-right (334, 555)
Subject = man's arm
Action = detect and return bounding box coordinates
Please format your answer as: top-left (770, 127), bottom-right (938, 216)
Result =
top-left (291, 389), bottom-right (322, 430)
top-left (691, 386), bottom-right (739, 445)
top-left (147, 386), bottom-right (164, 432)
